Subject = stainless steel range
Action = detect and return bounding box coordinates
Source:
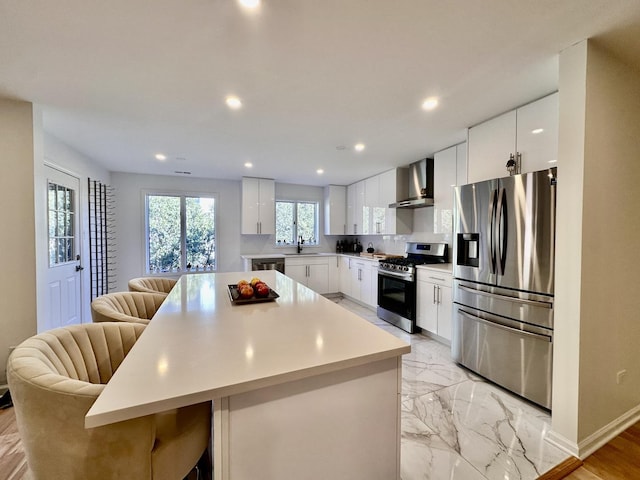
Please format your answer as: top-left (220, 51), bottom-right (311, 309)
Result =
top-left (377, 242), bottom-right (448, 333)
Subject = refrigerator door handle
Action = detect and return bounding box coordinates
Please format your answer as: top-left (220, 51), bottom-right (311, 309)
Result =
top-left (489, 188), bottom-right (498, 274)
top-left (458, 284), bottom-right (553, 309)
top-left (458, 309), bottom-right (552, 342)
top-left (498, 187), bottom-right (508, 275)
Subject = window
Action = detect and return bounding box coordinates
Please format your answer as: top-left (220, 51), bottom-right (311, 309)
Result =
top-left (145, 193), bottom-right (216, 273)
top-left (275, 200), bottom-right (318, 246)
top-left (48, 182), bottom-right (75, 266)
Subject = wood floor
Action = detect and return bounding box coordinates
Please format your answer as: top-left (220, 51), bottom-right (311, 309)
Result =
top-left (0, 408), bottom-right (29, 480)
top-left (559, 421), bottom-right (640, 480)
top-left (1, 404), bottom-right (638, 480)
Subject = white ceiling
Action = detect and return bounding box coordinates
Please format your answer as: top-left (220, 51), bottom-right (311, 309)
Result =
top-left (2, 0), bottom-right (640, 186)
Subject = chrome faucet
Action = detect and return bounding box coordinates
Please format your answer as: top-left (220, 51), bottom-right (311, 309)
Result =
top-left (297, 235), bottom-right (304, 253)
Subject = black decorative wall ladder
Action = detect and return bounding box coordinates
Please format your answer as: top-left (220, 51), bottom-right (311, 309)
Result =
top-left (88, 179), bottom-right (116, 299)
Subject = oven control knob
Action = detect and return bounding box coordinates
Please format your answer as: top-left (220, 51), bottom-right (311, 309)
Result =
top-left (403, 266), bottom-right (409, 271)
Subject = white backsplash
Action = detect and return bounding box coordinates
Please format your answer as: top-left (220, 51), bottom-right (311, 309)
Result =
top-left (240, 201), bottom-right (453, 262)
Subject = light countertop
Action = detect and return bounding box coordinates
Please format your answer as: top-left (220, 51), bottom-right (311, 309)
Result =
top-left (86, 270), bottom-right (409, 428)
top-left (241, 252), bottom-right (394, 261)
top-left (416, 263), bottom-right (453, 274)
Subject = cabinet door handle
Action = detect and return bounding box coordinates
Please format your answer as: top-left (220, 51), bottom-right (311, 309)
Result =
top-left (437, 285), bottom-right (441, 304)
top-left (433, 285), bottom-right (436, 304)
top-left (344, 224), bottom-right (346, 235)
top-left (354, 224), bottom-right (357, 234)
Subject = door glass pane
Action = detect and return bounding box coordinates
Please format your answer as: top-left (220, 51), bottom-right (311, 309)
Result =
top-left (185, 196), bottom-right (216, 270)
top-left (48, 182), bottom-right (76, 266)
top-left (147, 195), bottom-right (181, 272)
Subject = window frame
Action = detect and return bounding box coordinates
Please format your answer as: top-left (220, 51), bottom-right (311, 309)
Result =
top-left (142, 190), bottom-right (218, 275)
top-left (275, 199), bottom-right (320, 247)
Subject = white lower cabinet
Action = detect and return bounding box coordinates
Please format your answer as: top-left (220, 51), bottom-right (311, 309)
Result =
top-left (338, 256), bottom-right (379, 308)
top-left (416, 268), bottom-right (453, 341)
top-left (339, 256), bottom-right (352, 297)
top-left (285, 257), bottom-right (330, 294)
top-left (327, 255), bottom-right (340, 293)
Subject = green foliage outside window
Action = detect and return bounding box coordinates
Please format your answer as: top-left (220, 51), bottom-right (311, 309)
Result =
top-left (275, 200), bottom-right (318, 245)
top-left (147, 194), bottom-right (216, 272)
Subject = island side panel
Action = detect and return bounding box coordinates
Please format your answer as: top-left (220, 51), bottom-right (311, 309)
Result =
top-left (214, 356), bottom-right (401, 480)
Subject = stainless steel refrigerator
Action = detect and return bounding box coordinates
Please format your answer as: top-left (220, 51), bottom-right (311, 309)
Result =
top-left (452, 167), bottom-right (556, 409)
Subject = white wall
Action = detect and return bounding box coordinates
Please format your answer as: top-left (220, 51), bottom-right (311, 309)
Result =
top-left (111, 173), bottom-right (243, 291)
top-left (552, 39), bottom-right (640, 457)
top-left (0, 98), bottom-right (38, 384)
top-left (35, 133), bottom-right (111, 330)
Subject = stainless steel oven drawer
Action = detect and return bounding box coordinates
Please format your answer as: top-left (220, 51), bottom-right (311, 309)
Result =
top-left (451, 304), bottom-right (553, 409)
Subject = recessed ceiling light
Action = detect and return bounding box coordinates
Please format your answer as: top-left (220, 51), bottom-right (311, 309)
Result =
top-left (548, 159), bottom-right (557, 163)
top-left (244, 162), bottom-right (253, 168)
top-left (225, 96), bottom-right (242, 109)
top-left (421, 97), bottom-right (439, 111)
top-left (354, 143), bottom-right (365, 152)
top-left (155, 153), bottom-right (167, 161)
top-left (238, 0), bottom-right (260, 8)
top-left (532, 128), bottom-right (544, 134)
top-left (317, 169), bottom-right (324, 175)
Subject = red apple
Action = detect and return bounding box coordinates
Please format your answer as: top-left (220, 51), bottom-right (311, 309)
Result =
top-left (255, 283), bottom-right (270, 297)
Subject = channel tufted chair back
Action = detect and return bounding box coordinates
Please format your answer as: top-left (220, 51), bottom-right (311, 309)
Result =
top-left (7, 322), bottom-right (211, 480)
top-left (128, 277), bottom-right (177, 296)
top-left (91, 291), bottom-right (166, 325)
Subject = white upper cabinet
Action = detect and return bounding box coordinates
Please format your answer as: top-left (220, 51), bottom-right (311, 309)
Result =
top-left (433, 146), bottom-right (458, 234)
top-left (456, 142), bottom-right (468, 186)
top-left (515, 93), bottom-right (559, 173)
top-left (324, 185), bottom-right (347, 235)
top-left (346, 180), bottom-right (366, 235)
top-left (468, 110), bottom-right (517, 183)
top-left (346, 168), bottom-right (412, 236)
top-left (467, 92), bottom-right (558, 183)
top-left (370, 168), bottom-right (412, 235)
top-left (241, 177), bottom-right (275, 235)
top-left (364, 175), bottom-right (379, 235)
top-left (433, 142), bottom-right (467, 233)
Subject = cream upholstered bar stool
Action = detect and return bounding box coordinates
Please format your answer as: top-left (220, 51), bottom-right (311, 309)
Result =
top-left (91, 291), bottom-right (166, 325)
top-left (7, 322), bottom-right (211, 480)
top-left (128, 277), bottom-right (177, 296)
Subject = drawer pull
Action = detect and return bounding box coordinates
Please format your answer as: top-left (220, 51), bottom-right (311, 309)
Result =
top-left (458, 284), bottom-right (552, 309)
top-left (458, 309), bottom-right (552, 342)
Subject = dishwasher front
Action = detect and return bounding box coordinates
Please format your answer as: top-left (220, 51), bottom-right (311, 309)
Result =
top-left (250, 257), bottom-right (285, 274)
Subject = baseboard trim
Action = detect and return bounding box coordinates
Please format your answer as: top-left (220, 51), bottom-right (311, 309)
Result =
top-left (547, 403), bottom-right (640, 459)
top-left (537, 456), bottom-right (583, 480)
top-left (577, 403), bottom-right (640, 458)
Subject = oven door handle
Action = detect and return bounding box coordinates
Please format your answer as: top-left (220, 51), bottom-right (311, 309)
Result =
top-left (458, 309), bottom-right (552, 342)
top-left (377, 268), bottom-right (412, 281)
top-left (458, 284), bottom-right (553, 309)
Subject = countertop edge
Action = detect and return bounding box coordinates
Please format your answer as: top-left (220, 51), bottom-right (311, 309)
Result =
top-left (86, 345), bottom-right (410, 428)
top-left (416, 263), bottom-right (453, 274)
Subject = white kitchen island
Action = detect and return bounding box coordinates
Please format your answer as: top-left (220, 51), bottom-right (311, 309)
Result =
top-left (86, 271), bottom-right (410, 480)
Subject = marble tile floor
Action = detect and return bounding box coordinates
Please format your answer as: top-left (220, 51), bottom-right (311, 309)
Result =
top-left (332, 297), bottom-right (569, 480)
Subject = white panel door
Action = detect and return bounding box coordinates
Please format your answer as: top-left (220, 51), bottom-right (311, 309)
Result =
top-left (44, 166), bottom-right (83, 331)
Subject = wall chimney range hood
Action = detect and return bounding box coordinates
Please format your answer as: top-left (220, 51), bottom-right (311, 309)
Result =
top-left (389, 158), bottom-right (434, 209)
